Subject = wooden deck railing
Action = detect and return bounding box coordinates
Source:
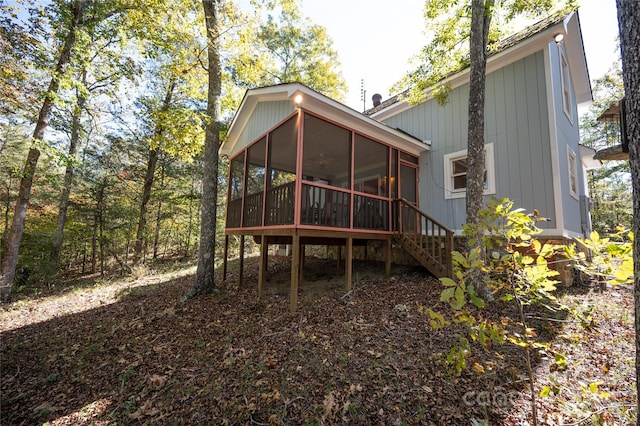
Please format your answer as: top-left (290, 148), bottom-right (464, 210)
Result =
top-left (226, 198), bottom-right (242, 228)
top-left (243, 191), bottom-right (263, 227)
top-left (265, 181), bottom-right (295, 225)
top-left (393, 198), bottom-right (453, 278)
top-left (300, 184), bottom-right (350, 228)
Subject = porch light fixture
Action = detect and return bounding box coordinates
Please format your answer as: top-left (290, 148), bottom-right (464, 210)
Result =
top-left (553, 33), bottom-right (564, 44)
top-left (294, 94), bottom-right (303, 105)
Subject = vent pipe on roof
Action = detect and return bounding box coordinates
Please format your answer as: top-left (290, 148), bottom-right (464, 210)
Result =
top-left (372, 93), bottom-right (382, 107)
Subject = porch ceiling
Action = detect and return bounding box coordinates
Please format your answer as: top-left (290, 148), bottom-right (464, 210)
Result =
top-left (221, 83), bottom-right (430, 158)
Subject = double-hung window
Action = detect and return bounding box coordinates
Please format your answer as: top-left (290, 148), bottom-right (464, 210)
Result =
top-left (567, 147), bottom-right (578, 199)
top-left (560, 49), bottom-right (573, 123)
top-left (443, 143), bottom-right (495, 199)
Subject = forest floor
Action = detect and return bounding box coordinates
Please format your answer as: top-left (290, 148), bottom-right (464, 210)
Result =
top-left (0, 255), bottom-right (636, 425)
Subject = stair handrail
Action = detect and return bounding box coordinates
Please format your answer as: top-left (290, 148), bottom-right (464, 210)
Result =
top-left (393, 198), bottom-right (454, 278)
top-left (394, 198), bottom-right (451, 233)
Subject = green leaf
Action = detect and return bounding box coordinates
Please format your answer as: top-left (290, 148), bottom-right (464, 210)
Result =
top-left (539, 385), bottom-right (551, 398)
top-left (423, 308), bottom-right (449, 329)
top-left (440, 287), bottom-right (455, 303)
top-left (451, 286), bottom-right (466, 310)
top-left (466, 284), bottom-right (485, 308)
top-left (440, 277), bottom-right (458, 287)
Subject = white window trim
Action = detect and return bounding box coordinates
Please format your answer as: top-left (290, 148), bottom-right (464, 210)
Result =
top-left (559, 48), bottom-right (573, 124)
top-left (443, 143), bottom-right (495, 200)
top-left (567, 146), bottom-right (579, 200)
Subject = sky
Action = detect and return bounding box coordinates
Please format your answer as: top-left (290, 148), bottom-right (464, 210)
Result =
top-left (302, 0), bottom-right (621, 112)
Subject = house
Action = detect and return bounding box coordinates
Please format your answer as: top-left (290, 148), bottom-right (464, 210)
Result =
top-left (220, 10), bottom-right (598, 311)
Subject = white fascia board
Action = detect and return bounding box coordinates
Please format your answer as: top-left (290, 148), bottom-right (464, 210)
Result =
top-left (564, 12), bottom-right (592, 105)
top-left (579, 144), bottom-right (602, 170)
top-left (544, 44), bottom-right (566, 235)
top-left (538, 228), bottom-right (581, 239)
top-left (222, 83), bottom-right (429, 157)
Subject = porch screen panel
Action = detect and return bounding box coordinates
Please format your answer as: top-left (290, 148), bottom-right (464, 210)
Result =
top-left (266, 116), bottom-right (297, 225)
top-left (302, 114), bottom-right (351, 189)
top-left (400, 164), bottom-right (418, 233)
top-left (243, 137), bottom-right (266, 227)
top-left (354, 135), bottom-right (389, 196)
top-left (391, 149), bottom-right (398, 199)
top-left (400, 164), bottom-right (417, 203)
top-left (391, 149), bottom-right (398, 230)
top-left (226, 152), bottom-right (244, 228)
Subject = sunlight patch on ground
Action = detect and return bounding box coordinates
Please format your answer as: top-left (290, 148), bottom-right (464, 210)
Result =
top-left (50, 398), bottom-right (112, 425)
top-left (0, 266), bottom-right (196, 332)
top-left (509, 285), bottom-right (636, 425)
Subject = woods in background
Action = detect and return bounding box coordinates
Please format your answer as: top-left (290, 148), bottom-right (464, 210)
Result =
top-left (0, 0), bottom-right (346, 299)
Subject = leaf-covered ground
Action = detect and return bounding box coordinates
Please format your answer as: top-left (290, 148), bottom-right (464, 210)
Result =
top-left (0, 255), bottom-right (635, 425)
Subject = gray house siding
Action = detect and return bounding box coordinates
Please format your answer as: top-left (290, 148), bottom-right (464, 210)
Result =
top-left (548, 43), bottom-right (585, 236)
top-left (235, 100), bottom-right (295, 155)
top-left (382, 50), bottom-right (556, 231)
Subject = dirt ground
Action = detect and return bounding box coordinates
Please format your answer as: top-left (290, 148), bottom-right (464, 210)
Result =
top-left (1, 255), bottom-right (635, 425)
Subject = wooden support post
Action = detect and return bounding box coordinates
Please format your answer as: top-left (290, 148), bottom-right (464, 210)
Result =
top-left (238, 235), bottom-right (245, 287)
top-left (385, 237), bottom-right (392, 277)
top-left (222, 235), bottom-right (229, 281)
top-left (300, 245), bottom-right (305, 281)
top-left (290, 233), bottom-right (300, 312)
top-left (337, 245), bottom-right (342, 268)
top-left (346, 237), bottom-right (353, 291)
top-left (258, 236), bottom-right (268, 298)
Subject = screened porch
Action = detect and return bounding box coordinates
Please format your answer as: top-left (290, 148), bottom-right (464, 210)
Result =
top-left (225, 110), bottom-right (420, 234)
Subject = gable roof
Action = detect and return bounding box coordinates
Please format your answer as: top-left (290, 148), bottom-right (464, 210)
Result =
top-left (221, 83), bottom-right (430, 158)
top-left (367, 10), bottom-right (591, 119)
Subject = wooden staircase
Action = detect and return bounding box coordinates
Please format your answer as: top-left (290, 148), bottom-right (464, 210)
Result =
top-left (393, 199), bottom-right (454, 278)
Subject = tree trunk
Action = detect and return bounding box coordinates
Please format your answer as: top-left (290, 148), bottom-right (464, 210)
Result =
top-left (1, 175), bottom-right (12, 257)
top-left (0, 0), bottom-right (85, 301)
top-left (184, 0), bottom-right (221, 299)
top-left (49, 71), bottom-right (88, 278)
top-left (185, 170), bottom-right (197, 259)
top-left (91, 202), bottom-right (98, 274)
top-left (133, 81), bottom-right (176, 263)
top-left (615, 1), bottom-right (640, 423)
top-left (98, 187), bottom-right (105, 276)
top-left (152, 162), bottom-right (165, 260)
top-left (465, 0), bottom-right (493, 302)
top-left (465, 0), bottom-right (492, 228)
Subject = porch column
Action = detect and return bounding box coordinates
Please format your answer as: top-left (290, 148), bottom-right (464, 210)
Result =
top-left (290, 233), bottom-right (300, 312)
top-left (385, 237), bottom-right (392, 277)
top-left (238, 235), bottom-right (245, 287)
top-left (346, 237), bottom-right (353, 291)
top-left (222, 235), bottom-right (229, 281)
top-left (300, 245), bottom-right (305, 281)
top-left (258, 236), bottom-right (268, 298)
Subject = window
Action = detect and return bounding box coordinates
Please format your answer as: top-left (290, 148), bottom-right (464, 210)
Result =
top-left (567, 147), bottom-right (578, 199)
top-left (560, 49), bottom-right (572, 122)
top-left (443, 143), bottom-right (495, 199)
